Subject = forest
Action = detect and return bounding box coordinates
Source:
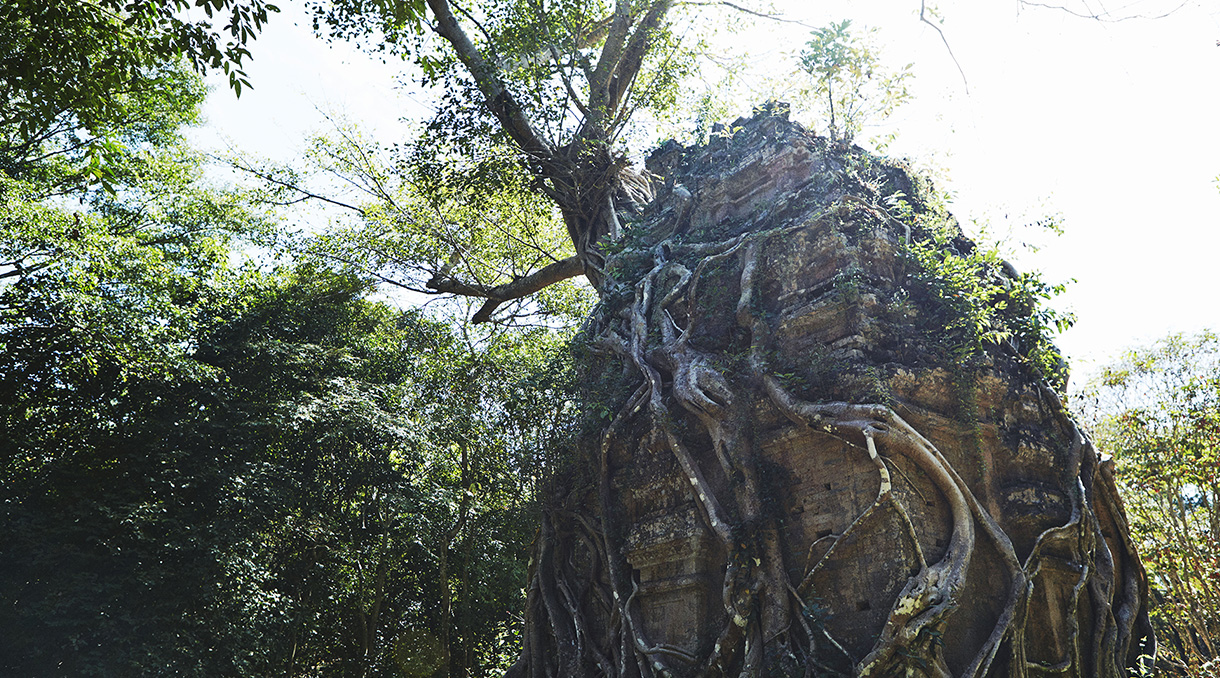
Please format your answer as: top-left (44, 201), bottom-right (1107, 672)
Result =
top-left (1, 0), bottom-right (1217, 677)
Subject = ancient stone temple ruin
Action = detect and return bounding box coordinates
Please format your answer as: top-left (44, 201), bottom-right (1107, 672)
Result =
top-left (510, 109), bottom-right (1154, 678)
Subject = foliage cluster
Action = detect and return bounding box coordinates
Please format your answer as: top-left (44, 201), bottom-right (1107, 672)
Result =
top-left (1, 0), bottom-right (276, 184)
top-left (797, 20), bottom-right (913, 144)
top-left (2, 262), bottom-right (559, 677)
top-left (885, 189), bottom-right (1074, 390)
top-left (1, 61), bottom-right (255, 413)
top-left (318, 0), bottom-right (697, 148)
top-left (277, 119), bottom-right (597, 326)
top-left (1081, 331), bottom-right (1220, 676)
top-left (1, 40), bottom-right (568, 678)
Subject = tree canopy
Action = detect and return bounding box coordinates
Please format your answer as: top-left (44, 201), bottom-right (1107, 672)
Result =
top-left (298, 0), bottom-right (702, 320)
top-left (0, 26), bottom-right (568, 676)
top-left (797, 19), bottom-right (913, 144)
top-left (1, 259), bottom-right (563, 676)
top-left (0, 0), bottom-right (276, 136)
top-left (1081, 331), bottom-right (1220, 676)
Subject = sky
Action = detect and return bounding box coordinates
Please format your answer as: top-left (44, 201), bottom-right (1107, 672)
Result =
top-left (189, 0), bottom-right (1220, 384)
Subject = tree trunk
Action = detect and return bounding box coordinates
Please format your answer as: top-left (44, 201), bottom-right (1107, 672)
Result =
top-left (513, 109), bottom-right (1155, 677)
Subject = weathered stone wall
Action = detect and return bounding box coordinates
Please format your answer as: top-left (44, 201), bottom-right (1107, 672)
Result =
top-left (516, 109), bottom-right (1153, 678)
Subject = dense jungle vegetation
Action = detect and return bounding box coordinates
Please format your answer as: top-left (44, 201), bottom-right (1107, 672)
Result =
top-left (1, 1), bottom-right (1215, 675)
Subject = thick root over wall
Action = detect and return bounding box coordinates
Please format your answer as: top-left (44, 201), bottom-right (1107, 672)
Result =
top-left (507, 111), bottom-right (1153, 678)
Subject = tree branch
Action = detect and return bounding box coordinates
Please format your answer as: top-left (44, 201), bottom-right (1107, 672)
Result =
top-left (1020, 0), bottom-right (1189, 21)
top-left (549, 44), bottom-right (593, 121)
top-left (586, 0), bottom-right (636, 125)
top-left (425, 0), bottom-right (555, 160)
top-left (677, 1), bottom-right (821, 29)
top-left (221, 155), bottom-right (367, 214)
top-left (425, 254), bottom-right (584, 323)
top-left (604, 0), bottom-right (673, 124)
top-left (920, 1), bottom-right (969, 94)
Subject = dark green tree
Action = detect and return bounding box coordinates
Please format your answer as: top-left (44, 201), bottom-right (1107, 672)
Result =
top-left (0, 45), bottom-right (559, 676)
top-left (0, 59), bottom-right (281, 675)
top-left (1, 258), bottom-right (560, 676)
top-left (1, 0), bottom-right (276, 149)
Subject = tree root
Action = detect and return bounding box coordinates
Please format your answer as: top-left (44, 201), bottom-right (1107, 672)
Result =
top-left (513, 200), bottom-right (1149, 677)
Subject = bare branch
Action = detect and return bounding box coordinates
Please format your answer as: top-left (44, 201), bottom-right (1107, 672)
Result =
top-left (550, 43), bottom-right (593, 120)
top-left (324, 256), bottom-right (436, 295)
top-left (920, 0), bottom-right (969, 93)
top-left (449, 0), bottom-right (495, 44)
top-left (677, 1), bottom-right (822, 29)
top-left (425, 254), bottom-right (585, 323)
top-left (1020, 0), bottom-right (1190, 21)
top-left (485, 209), bottom-right (568, 264)
top-left (221, 155), bottom-right (368, 214)
top-left (323, 117), bottom-right (403, 210)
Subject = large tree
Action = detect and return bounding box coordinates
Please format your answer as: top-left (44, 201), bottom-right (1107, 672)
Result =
top-left (310, 0), bottom-right (694, 317)
top-left (1, 259), bottom-right (557, 676)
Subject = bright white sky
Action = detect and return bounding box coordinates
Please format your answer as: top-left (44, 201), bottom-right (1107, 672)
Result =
top-left (190, 0), bottom-right (1220, 384)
